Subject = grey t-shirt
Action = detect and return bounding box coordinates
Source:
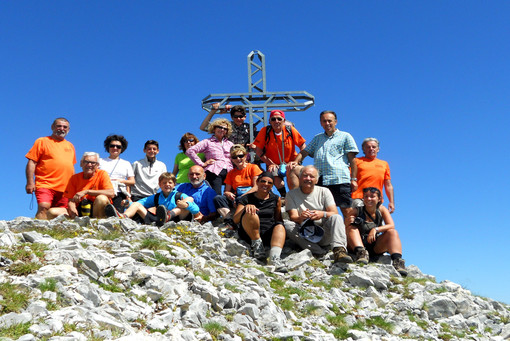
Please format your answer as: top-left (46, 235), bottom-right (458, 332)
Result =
top-left (285, 186), bottom-right (336, 225)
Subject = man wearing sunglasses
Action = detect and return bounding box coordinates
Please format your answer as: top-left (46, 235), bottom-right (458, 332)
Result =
top-left (47, 152), bottom-right (114, 219)
top-left (199, 103), bottom-right (257, 149)
top-left (253, 110), bottom-right (306, 198)
top-left (25, 117), bottom-right (77, 220)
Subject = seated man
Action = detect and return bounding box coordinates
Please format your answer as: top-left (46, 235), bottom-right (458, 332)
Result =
top-left (47, 152), bottom-right (114, 219)
top-left (106, 172), bottom-right (200, 227)
top-left (175, 165), bottom-right (218, 224)
top-left (131, 140), bottom-right (167, 202)
top-left (284, 165), bottom-right (352, 263)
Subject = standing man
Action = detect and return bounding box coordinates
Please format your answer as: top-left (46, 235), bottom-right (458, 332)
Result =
top-left (253, 110), bottom-right (306, 197)
top-left (47, 152), bottom-right (114, 219)
top-left (288, 111), bottom-right (358, 216)
top-left (176, 165), bottom-right (218, 224)
top-left (352, 138), bottom-right (395, 213)
top-left (131, 140), bottom-right (167, 202)
top-left (285, 166), bottom-right (352, 263)
top-left (25, 117), bottom-right (76, 219)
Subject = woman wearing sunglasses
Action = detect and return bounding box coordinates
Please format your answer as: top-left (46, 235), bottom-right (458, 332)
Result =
top-left (213, 144), bottom-right (262, 227)
top-left (99, 134), bottom-right (135, 213)
top-left (233, 172), bottom-right (287, 273)
top-left (172, 133), bottom-right (205, 184)
top-left (345, 187), bottom-right (407, 276)
top-left (186, 118), bottom-right (234, 195)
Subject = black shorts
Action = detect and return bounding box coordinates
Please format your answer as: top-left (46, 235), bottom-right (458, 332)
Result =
top-left (238, 224), bottom-right (278, 246)
top-left (323, 183), bottom-right (352, 208)
top-left (141, 211), bottom-right (192, 225)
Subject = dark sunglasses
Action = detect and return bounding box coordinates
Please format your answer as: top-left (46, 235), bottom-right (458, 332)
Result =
top-left (270, 117), bottom-right (284, 122)
top-left (233, 115), bottom-right (246, 119)
top-left (215, 126), bottom-right (228, 131)
top-left (109, 145), bottom-right (122, 149)
top-left (186, 139), bottom-right (195, 143)
top-left (231, 154), bottom-right (245, 159)
top-left (83, 161), bottom-right (98, 165)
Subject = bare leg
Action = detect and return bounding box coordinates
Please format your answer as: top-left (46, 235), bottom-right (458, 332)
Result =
top-left (93, 195), bottom-right (110, 218)
top-left (270, 224), bottom-right (286, 248)
top-left (242, 213), bottom-right (261, 240)
top-left (124, 202), bottom-right (148, 219)
top-left (47, 207), bottom-right (68, 220)
top-left (373, 229), bottom-right (402, 255)
top-left (35, 202), bottom-right (51, 220)
top-left (287, 166), bottom-right (303, 190)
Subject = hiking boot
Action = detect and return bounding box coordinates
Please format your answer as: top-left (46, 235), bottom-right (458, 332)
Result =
top-left (354, 248), bottom-right (369, 265)
top-left (156, 205), bottom-right (168, 227)
top-left (333, 247), bottom-right (353, 263)
top-left (105, 204), bottom-right (125, 218)
top-left (251, 240), bottom-right (266, 261)
top-left (392, 258), bottom-right (408, 277)
top-left (223, 217), bottom-right (238, 230)
top-left (269, 255), bottom-right (288, 273)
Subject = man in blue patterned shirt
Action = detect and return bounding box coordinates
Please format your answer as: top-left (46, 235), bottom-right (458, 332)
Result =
top-left (288, 111), bottom-right (359, 216)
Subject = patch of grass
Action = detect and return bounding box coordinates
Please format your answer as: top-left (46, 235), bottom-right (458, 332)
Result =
top-left (173, 259), bottom-right (190, 267)
top-left (327, 314), bottom-right (347, 327)
top-left (98, 282), bottom-right (123, 293)
top-left (149, 328), bottom-right (168, 334)
top-left (96, 228), bottom-right (123, 241)
top-left (304, 304), bottom-right (321, 315)
top-left (194, 270), bottom-right (210, 282)
top-left (154, 251), bottom-right (171, 266)
top-left (9, 262), bottom-right (42, 276)
top-left (0, 322), bottom-right (31, 338)
top-left (407, 311), bottom-right (428, 330)
top-left (331, 326), bottom-right (350, 339)
top-left (33, 224), bottom-right (84, 240)
top-left (309, 258), bottom-right (326, 269)
top-left (0, 282), bottom-right (31, 313)
top-left (39, 278), bottom-right (57, 292)
top-left (140, 237), bottom-right (167, 251)
top-left (203, 321), bottom-right (225, 338)
top-left (365, 316), bottom-right (393, 332)
top-left (279, 298), bottom-right (295, 310)
top-left (224, 283), bottom-right (241, 293)
top-left (431, 287), bottom-right (448, 294)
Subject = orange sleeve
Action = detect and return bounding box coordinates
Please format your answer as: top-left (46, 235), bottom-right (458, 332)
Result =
top-left (253, 127), bottom-right (268, 149)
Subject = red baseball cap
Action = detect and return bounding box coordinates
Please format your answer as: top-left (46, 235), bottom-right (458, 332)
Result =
top-left (270, 110), bottom-right (285, 119)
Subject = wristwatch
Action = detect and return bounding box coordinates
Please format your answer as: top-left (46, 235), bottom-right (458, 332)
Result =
top-left (351, 178), bottom-right (357, 181)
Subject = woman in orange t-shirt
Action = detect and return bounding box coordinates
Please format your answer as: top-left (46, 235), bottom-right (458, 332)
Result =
top-left (213, 144), bottom-right (262, 228)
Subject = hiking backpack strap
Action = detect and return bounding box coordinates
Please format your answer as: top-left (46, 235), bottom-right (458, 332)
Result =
top-left (154, 192), bottom-right (161, 206)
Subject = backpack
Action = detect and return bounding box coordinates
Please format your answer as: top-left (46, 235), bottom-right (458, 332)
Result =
top-left (154, 191), bottom-right (183, 206)
top-left (356, 204), bottom-right (383, 236)
top-left (262, 125), bottom-right (294, 161)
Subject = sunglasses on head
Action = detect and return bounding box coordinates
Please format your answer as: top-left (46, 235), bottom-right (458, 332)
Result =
top-left (270, 117), bottom-right (284, 122)
top-left (109, 144), bottom-right (122, 149)
top-left (231, 154), bottom-right (245, 159)
top-left (363, 187), bottom-right (381, 194)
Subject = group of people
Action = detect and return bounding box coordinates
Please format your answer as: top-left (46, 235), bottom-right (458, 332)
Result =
top-left (25, 109), bottom-right (406, 275)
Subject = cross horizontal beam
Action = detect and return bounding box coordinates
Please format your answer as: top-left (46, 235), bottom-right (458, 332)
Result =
top-left (201, 91), bottom-right (315, 113)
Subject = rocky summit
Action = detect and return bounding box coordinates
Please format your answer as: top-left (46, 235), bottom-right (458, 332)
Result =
top-left (0, 216), bottom-right (508, 341)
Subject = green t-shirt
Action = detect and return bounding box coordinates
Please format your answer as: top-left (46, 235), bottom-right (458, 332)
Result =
top-left (174, 152), bottom-right (205, 183)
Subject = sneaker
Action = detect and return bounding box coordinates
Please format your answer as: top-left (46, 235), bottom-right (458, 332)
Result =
top-left (269, 255), bottom-right (288, 273)
top-left (333, 247), bottom-right (353, 263)
top-left (251, 240), bottom-right (266, 261)
top-left (354, 248), bottom-right (369, 265)
top-left (392, 258), bottom-right (408, 277)
top-left (105, 204), bottom-right (123, 218)
top-left (156, 205), bottom-right (168, 227)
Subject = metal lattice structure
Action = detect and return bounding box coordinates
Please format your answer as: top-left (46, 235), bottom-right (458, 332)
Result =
top-left (201, 50), bottom-right (315, 143)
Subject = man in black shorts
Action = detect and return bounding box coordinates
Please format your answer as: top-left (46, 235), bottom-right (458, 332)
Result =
top-left (288, 110), bottom-right (359, 216)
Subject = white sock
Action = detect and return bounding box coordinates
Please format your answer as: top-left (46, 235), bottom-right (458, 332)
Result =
top-left (269, 246), bottom-right (282, 259)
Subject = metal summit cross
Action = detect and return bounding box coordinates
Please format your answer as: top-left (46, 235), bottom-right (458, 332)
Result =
top-left (201, 50), bottom-right (315, 143)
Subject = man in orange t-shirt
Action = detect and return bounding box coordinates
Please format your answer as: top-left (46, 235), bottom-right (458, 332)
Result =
top-left (47, 152), bottom-right (114, 219)
top-left (25, 118), bottom-right (76, 219)
top-left (254, 110), bottom-right (306, 197)
top-left (352, 138), bottom-right (395, 213)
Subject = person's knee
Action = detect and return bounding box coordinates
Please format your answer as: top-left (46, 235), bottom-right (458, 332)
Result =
top-left (94, 195), bottom-right (109, 208)
top-left (385, 229), bottom-right (399, 239)
top-left (242, 212), bottom-right (260, 226)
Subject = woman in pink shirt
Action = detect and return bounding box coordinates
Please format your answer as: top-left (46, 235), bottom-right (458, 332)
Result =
top-left (186, 118), bottom-right (234, 195)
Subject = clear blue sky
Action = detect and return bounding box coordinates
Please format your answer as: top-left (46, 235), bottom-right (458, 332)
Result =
top-left (2, 2), bottom-right (509, 304)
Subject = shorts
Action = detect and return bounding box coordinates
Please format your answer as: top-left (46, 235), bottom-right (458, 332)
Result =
top-left (238, 224), bottom-right (278, 246)
top-left (324, 183), bottom-right (352, 208)
top-left (35, 188), bottom-right (68, 208)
